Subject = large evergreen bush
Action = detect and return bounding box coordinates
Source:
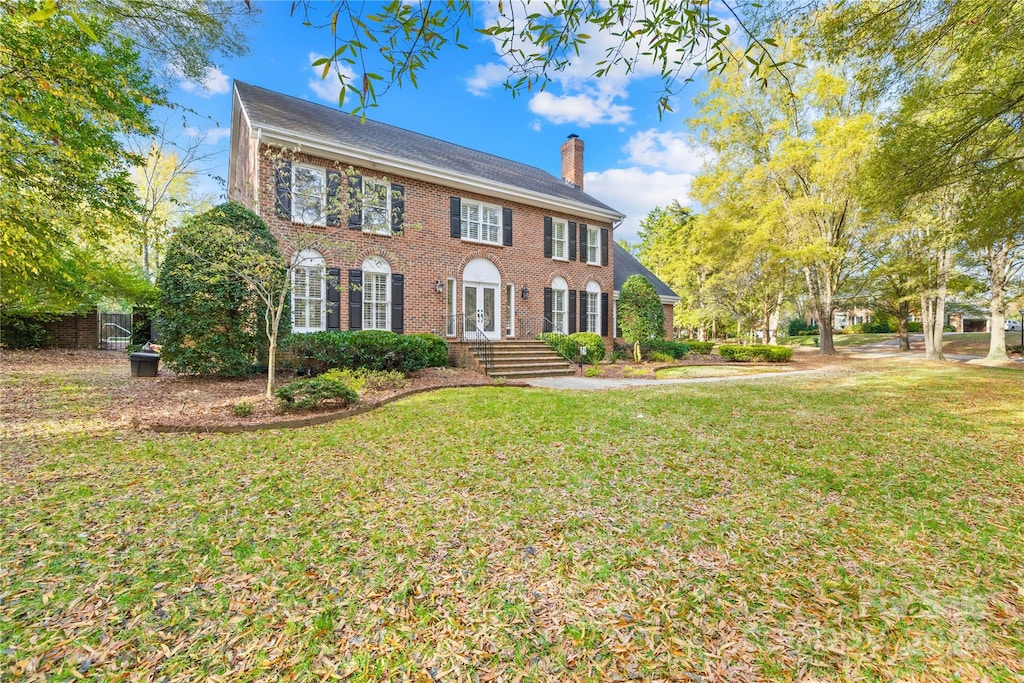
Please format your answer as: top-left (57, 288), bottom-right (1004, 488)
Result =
top-left (618, 275), bottom-right (665, 360)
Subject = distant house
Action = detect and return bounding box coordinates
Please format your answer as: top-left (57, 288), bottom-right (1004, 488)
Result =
top-left (227, 82), bottom-right (624, 349)
top-left (612, 242), bottom-right (680, 339)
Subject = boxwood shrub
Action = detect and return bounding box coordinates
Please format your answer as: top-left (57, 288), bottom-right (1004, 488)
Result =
top-left (537, 332), bottom-right (578, 361)
top-left (641, 338), bottom-right (690, 360)
top-left (684, 340), bottom-right (715, 355)
top-left (274, 369), bottom-right (359, 410)
top-left (569, 332), bottom-right (605, 364)
top-left (718, 344), bottom-right (793, 362)
top-left (282, 330), bottom-right (448, 374)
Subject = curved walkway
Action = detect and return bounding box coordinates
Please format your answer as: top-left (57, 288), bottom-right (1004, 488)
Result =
top-left (522, 367), bottom-right (831, 390)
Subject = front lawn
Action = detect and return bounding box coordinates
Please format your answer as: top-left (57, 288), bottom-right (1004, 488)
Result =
top-left (782, 333), bottom-right (897, 348)
top-left (2, 357), bottom-right (1022, 680)
top-left (654, 365), bottom-right (788, 379)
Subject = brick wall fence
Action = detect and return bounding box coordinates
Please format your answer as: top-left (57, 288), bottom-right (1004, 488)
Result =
top-left (42, 311), bottom-right (99, 349)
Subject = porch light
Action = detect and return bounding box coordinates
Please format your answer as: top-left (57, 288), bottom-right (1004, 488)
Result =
top-left (521, 285), bottom-right (529, 299)
top-left (434, 279), bottom-right (444, 293)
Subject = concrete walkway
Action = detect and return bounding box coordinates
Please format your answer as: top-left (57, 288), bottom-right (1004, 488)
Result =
top-left (522, 367), bottom-right (831, 390)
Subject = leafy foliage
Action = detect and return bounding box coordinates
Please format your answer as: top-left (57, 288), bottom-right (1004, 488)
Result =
top-left (274, 371), bottom-right (359, 411)
top-left (283, 330), bottom-right (448, 374)
top-left (642, 339), bottom-right (691, 360)
top-left (685, 341), bottom-right (715, 355)
top-left (0, 313), bottom-right (54, 349)
top-left (719, 344), bottom-right (794, 362)
top-left (569, 332), bottom-right (606, 365)
top-left (156, 203), bottom-right (285, 377)
top-left (617, 275), bottom-right (665, 345)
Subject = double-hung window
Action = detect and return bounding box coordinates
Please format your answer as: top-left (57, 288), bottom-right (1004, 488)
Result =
top-left (362, 257), bottom-right (391, 331)
top-left (551, 219), bottom-right (568, 260)
top-left (586, 225), bottom-right (600, 264)
top-left (292, 250), bottom-right (326, 332)
top-left (362, 179), bottom-right (390, 235)
top-left (551, 277), bottom-right (568, 334)
top-left (586, 290), bottom-right (600, 333)
top-left (461, 200), bottom-right (501, 244)
top-left (292, 164), bottom-right (326, 225)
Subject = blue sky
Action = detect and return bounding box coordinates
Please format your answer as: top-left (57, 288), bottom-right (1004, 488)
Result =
top-left (165, 1), bottom-right (709, 244)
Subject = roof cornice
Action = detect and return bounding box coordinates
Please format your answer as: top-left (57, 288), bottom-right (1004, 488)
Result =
top-left (255, 125), bottom-right (625, 224)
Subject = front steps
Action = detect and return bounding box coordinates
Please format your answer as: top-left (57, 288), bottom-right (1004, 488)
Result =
top-left (473, 340), bottom-right (577, 379)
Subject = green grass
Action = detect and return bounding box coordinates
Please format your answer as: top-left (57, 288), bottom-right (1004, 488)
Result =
top-left (654, 365), bottom-right (788, 379)
top-left (2, 359), bottom-right (1023, 680)
top-left (782, 333), bottom-right (898, 347)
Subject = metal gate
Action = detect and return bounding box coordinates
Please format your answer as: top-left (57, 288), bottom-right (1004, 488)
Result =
top-left (98, 312), bottom-right (132, 350)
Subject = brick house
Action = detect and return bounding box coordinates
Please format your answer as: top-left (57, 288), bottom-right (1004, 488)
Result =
top-left (228, 82), bottom-right (625, 352)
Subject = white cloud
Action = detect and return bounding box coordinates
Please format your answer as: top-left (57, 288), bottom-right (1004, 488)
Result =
top-left (528, 91), bottom-right (632, 127)
top-left (530, 120), bottom-right (542, 132)
top-left (466, 62), bottom-right (508, 96)
top-left (184, 126), bottom-right (231, 145)
top-left (178, 66), bottom-right (230, 97)
top-left (308, 52), bottom-right (358, 104)
top-left (585, 167), bottom-right (694, 244)
top-left (622, 129), bottom-right (708, 174)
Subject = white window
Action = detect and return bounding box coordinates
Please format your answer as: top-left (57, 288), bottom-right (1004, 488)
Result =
top-left (292, 164), bottom-right (326, 225)
top-left (551, 277), bottom-right (568, 334)
top-left (292, 249), bottom-right (326, 332)
top-left (446, 277), bottom-right (457, 338)
top-left (362, 257), bottom-right (391, 331)
top-left (585, 281), bottom-right (601, 334)
top-left (461, 200), bottom-right (502, 245)
top-left (586, 225), bottom-right (600, 264)
top-left (551, 219), bottom-right (567, 260)
top-left (362, 178), bottom-right (391, 235)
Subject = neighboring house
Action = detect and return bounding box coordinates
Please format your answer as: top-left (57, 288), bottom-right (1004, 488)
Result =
top-left (228, 82), bottom-right (624, 344)
top-left (612, 242), bottom-right (681, 339)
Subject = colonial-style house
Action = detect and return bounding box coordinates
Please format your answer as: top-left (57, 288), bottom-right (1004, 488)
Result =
top-left (228, 82), bottom-right (624, 369)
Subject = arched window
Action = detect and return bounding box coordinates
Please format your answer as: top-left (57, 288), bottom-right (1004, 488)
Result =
top-left (362, 256), bottom-right (391, 330)
top-left (584, 281), bottom-right (601, 334)
top-left (550, 277), bottom-right (568, 334)
top-left (292, 250), bottom-right (325, 332)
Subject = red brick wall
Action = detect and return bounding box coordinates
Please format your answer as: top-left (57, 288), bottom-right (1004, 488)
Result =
top-left (255, 146), bottom-right (616, 341)
top-left (663, 303), bottom-right (675, 339)
top-left (42, 311), bottom-right (99, 349)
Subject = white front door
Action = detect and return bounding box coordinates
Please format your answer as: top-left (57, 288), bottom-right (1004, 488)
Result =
top-left (463, 281), bottom-right (500, 340)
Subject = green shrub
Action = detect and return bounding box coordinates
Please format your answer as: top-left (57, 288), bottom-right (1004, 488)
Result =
top-left (907, 321), bottom-right (923, 333)
top-left (642, 339), bottom-right (690, 360)
top-left (863, 313), bottom-right (896, 333)
top-left (537, 332), bottom-right (578, 361)
top-left (325, 367), bottom-right (408, 394)
top-left (274, 372), bottom-right (359, 410)
top-left (569, 332), bottom-right (606, 364)
top-left (618, 275), bottom-right (665, 345)
top-left (584, 366), bottom-right (602, 377)
top-left (686, 341), bottom-right (715, 354)
top-left (787, 319), bottom-right (818, 336)
top-left (719, 344), bottom-right (793, 362)
top-left (647, 351), bottom-right (675, 363)
top-left (232, 401), bottom-right (254, 417)
top-left (0, 313), bottom-right (52, 349)
top-left (282, 330), bottom-right (448, 374)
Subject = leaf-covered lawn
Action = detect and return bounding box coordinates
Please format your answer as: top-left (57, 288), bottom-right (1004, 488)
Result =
top-left (783, 333), bottom-right (897, 348)
top-left (2, 359), bottom-right (1022, 681)
top-left (654, 365), bottom-right (788, 379)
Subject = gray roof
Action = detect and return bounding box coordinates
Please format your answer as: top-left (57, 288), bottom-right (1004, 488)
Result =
top-left (613, 242), bottom-right (680, 300)
top-left (235, 81), bottom-right (620, 215)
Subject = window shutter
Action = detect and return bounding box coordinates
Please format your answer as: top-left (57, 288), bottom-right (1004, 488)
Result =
top-left (326, 267), bottom-right (341, 330)
top-left (450, 197), bottom-right (462, 238)
top-left (579, 291), bottom-right (588, 332)
top-left (326, 170), bottom-right (342, 226)
top-left (348, 175), bottom-right (362, 229)
top-left (568, 221), bottom-right (577, 261)
top-left (543, 217), bottom-right (552, 258)
top-left (580, 224), bottom-right (590, 263)
top-left (602, 293), bottom-right (610, 337)
top-left (274, 160), bottom-right (291, 219)
top-left (568, 290), bottom-right (577, 334)
top-left (601, 228), bottom-right (609, 266)
top-left (391, 184), bottom-right (405, 235)
top-left (502, 207), bottom-right (513, 246)
top-left (348, 269), bottom-right (363, 330)
top-left (391, 273), bottom-right (404, 334)
top-left (543, 287), bottom-right (552, 332)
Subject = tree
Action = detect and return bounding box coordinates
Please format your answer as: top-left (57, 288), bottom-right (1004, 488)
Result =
top-left (618, 275), bottom-right (664, 361)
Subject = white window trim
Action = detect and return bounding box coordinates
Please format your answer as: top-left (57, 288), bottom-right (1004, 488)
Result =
top-left (362, 257), bottom-right (391, 331)
top-left (445, 277), bottom-right (457, 338)
top-left (291, 250), bottom-right (326, 333)
top-left (586, 225), bottom-right (601, 265)
top-left (460, 199), bottom-right (503, 246)
top-left (551, 218), bottom-right (568, 261)
top-left (585, 282), bottom-right (600, 334)
top-left (291, 163), bottom-right (326, 226)
top-left (551, 279), bottom-right (569, 335)
top-left (362, 178), bottom-right (391, 236)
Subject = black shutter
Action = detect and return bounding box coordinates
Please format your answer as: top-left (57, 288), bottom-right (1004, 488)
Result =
top-left (348, 269), bottom-right (363, 330)
top-left (601, 228), bottom-right (609, 266)
top-left (568, 221), bottom-right (577, 261)
top-left (579, 224), bottom-right (588, 263)
top-left (502, 207), bottom-right (513, 246)
top-left (568, 290), bottom-right (577, 334)
top-left (391, 273), bottom-right (404, 334)
top-left (450, 197), bottom-right (462, 238)
top-left (391, 184), bottom-right (405, 235)
top-left (543, 217), bottom-right (552, 258)
top-left (326, 267), bottom-right (341, 330)
top-left (543, 287), bottom-right (552, 332)
top-left (348, 175), bottom-right (362, 229)
top-left (579, 291), bottom-right (588, 333)
top-left (274, 160), bottom-right (291, 219)
top-left (326, 170), bottom-right (342, 226)
top-left (601, 293), bottom-right (609, 337)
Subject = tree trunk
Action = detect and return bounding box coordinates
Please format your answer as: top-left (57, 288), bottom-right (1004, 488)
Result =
top-left (266, 337), bottom-right (277, 400)
top-left (768, 292), bottom-right (783, 345)
top-left (985, 244), bottom-right (1009, 362)
top-left (921, 247), bottom-right (952, 361)
top-left (897, 301), bottom-right (911, 352)
top-left (804, 265), bottom-right (837, 355)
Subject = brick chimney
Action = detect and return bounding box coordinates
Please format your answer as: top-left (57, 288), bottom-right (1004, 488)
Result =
top-left (561, 134), bottom-right (584, 190)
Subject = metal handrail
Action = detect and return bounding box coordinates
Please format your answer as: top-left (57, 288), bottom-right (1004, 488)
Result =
top-left (448, 314), bottom-right (494, 371)
top-left (518, 316), bottom-right (581, 372)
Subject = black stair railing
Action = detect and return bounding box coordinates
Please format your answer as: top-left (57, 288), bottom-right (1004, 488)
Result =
top-left (447, 314), bottom-right (494, 372)
top-left (516, 316), bottom-right (581, 372)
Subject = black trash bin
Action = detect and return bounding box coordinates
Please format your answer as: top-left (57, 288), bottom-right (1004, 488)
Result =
top-left (130, 351), bottom-right (161, 377)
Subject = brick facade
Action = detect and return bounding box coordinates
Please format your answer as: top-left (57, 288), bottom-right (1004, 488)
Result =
top-left (42, 311), bottom-right (99, 349)
top-left (240, 145), bottom-right (617, 342)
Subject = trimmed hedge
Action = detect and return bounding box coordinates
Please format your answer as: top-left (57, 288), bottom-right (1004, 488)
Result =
top-left (538, 332), bottom-right (607, 365)
top-left (719, 344), bottom-right (793, 362)
top-left (685, 340), bottom-right (714, 355)
top-left (642, 339), bottom-right (690, 359)
top-left (282, 330), bottom-right (448, 374)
